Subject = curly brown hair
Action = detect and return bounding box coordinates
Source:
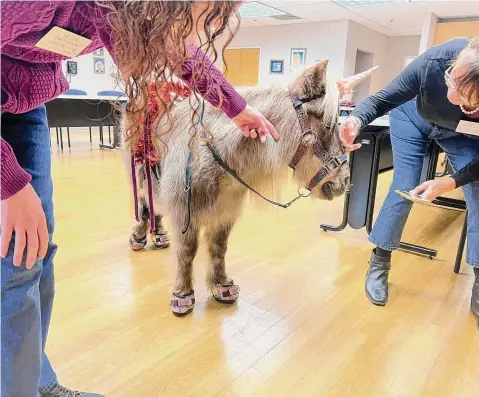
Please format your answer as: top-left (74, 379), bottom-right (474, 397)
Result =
top-left (97, 1), bottom-right (241, 155)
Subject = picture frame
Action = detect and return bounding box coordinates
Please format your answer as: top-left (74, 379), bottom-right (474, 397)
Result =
top-left (66, 61), bottom-right (78, 75)
top-left (270, 59), bottom-right (284, 74)
top-left (290, 48), bottom-right (307, 69)
top-left (93, 48), bottom-right (105, 57)
top-left (93, 57), bottom-right (105, 74)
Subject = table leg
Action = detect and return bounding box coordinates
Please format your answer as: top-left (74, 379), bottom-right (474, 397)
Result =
top-left (454, 212), bottom-right (467, 274)
top-left (321, 191), bottom-right (351, 232)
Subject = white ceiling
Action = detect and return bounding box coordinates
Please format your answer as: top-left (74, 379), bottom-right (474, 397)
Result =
top-left (240, 1), bottom-right (479, 36)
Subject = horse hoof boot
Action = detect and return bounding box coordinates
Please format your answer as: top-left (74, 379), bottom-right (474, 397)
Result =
top-left (170, 291), bottom-right (195, 316)
top-left (129, 233), bottom-right (147, 251)
top-left (151, 232), bottom-right (170, 249)
top-left (211, 282), bottom-right (240, 304)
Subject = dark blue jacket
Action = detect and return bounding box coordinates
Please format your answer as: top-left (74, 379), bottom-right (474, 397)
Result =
top-left (351, 38), bottom-right (478, 188)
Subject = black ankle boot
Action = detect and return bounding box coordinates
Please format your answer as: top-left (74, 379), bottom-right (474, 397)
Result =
top-left (365, 250), bottom-right (391, 306)
top-left (472, 268), bottom-right (479, 330)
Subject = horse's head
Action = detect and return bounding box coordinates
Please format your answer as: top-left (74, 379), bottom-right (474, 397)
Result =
top-left (287, 60), bottom-right (350, 201)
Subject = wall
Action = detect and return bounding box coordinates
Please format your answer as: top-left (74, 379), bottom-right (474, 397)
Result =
top-left (343, 20), bottom-right (389, 94)
top-left (66, 21), bottom-right (418, 97)
top-left (353, 50), bottom-right (374, 102)
top-left (61, 49), bottom-right (123, 96)
top-left (384, 35), bottom-right (420, 82)
top-left (229, 19), bottom-right (419, 95)
top-left (227, 20), bottom-right (349, 87)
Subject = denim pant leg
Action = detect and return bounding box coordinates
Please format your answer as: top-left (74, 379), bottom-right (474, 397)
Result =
top-left (369, 101), bottom-right (433, 250)
top-left (434, 133), bottom-right (479, 268)
top-left (1, 105), bottom-right (58, 397)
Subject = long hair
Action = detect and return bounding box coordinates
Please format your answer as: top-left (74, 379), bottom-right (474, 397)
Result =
top-left (97, 1), bottom-right (241, 155)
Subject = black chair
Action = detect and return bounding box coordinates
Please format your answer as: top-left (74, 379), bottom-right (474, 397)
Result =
top-left (321, 126), bottom-right (467, 274)
top-left (425, 144), bottom-right (467, 273)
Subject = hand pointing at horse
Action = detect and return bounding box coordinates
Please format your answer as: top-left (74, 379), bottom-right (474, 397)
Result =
top-left (232, 105), bottom-right (280, 143)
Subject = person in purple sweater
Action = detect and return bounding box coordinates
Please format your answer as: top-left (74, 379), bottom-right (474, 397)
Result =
top-left (0, 2), bottom-right (279, 396)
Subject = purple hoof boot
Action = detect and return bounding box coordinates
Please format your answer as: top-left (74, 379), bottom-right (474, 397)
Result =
top-left (129, 233), bottom-right (147, 251)
top-left (151, 232), bottom-right (170, 249)
top-left (170, 291), bottom-right (195, 316)
top-left (212, 282), bottom-right (240, 304)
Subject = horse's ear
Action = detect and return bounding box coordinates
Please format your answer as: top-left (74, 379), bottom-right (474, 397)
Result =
top-left (290, 60), bottom-right (329, 100)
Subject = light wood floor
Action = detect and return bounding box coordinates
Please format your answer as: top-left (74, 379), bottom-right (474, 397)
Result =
top-left (49, 131), bottom-right (478, 397)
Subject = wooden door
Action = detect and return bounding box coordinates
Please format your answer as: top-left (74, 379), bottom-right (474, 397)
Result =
top-left (223, 48), bottom-right (260, 87)
top-left (434, 21), bottom-right (479, 46)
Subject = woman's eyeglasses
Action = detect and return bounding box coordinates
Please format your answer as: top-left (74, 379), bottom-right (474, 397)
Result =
top-left (444, 65), bottom-right (456, 89)
top-left (445, 65), bottom-right (479, 109)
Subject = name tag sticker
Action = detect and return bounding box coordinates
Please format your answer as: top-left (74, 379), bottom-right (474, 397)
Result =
top-left (456, 120), bottom-right (479, 137)
top-left (35, 27), bottom-right (91, 58)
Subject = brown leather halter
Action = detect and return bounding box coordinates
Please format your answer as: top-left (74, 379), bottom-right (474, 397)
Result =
top-left (288, 92), bottom-right (348, 191)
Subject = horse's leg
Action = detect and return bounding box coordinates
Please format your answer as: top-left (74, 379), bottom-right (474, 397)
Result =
top-left (170, 222), bottom-right (199, 316)
top-left (149, 164), bottom-right (170, 249)
top-left (205, 220), bottom-right (239, 304)
top-left (150, 214), bottom-right (170, 249)
top-left (129, 199), bottom-right (149, 251)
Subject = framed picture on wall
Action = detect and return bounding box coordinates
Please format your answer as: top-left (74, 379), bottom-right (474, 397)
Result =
top-left (66, 61), bottom-right (78, 75)
top-left (93, 48), bottom-right (105, 57)
top-left (93, 57), bottom-right (106, 74)
top-left (270, 59), bottom-right (284, 74)
top-left (290, 48), bottom-right (306, 69)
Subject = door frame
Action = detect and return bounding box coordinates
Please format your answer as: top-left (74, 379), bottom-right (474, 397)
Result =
top-left (223, 46), bottom-right (262, 85)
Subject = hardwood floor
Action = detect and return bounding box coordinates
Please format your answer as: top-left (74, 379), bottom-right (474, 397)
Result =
top-left (49, 131), bottom-right (478, 397)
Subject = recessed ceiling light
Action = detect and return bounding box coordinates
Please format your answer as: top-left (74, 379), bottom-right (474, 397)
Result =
top-left (238, 2), bottom-right (287, 18)
top-left (335, 0), bottom-right (410, 7)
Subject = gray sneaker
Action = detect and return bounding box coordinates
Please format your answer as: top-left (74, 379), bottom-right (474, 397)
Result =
top-left (41, 383), bottom-right (104, 397)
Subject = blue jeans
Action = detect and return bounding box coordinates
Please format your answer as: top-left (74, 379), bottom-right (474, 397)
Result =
top-left (369, 100), bottom-right (479, 268)
top-left (1, 105), bottom-right (58, 396)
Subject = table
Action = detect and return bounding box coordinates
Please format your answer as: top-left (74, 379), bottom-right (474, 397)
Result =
top-left (46, 97), bottom-right (125, 150)
top-left (322, 116), bottom-right (467, 270)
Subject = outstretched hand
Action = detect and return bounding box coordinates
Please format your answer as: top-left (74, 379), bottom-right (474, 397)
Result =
top-left (232, 105), bottom-right (280, 143)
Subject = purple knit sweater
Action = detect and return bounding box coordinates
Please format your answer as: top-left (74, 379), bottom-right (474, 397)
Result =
top-left (1, 1), bottom-right (247, 200)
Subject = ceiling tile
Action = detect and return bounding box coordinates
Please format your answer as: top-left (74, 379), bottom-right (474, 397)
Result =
top-left (261, 1), bottom-right (352, 21)
top-left (412, 1), bottom-right (479, 18)
top-left (343, 2), bottom-right (425, 19)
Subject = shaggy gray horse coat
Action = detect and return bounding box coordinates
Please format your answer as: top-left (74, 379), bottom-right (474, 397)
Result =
top-left (123, 60), bottom-right (350, 315)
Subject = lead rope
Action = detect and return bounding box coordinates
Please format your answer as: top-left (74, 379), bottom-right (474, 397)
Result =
top-left (129, 113), bottom-right (156, 234)
top-left (131, 155), bottom-right (140, 222)
top-left (130, 81), bottom-right (192, 234)
top-left (143, 113), bottom-right (157, 234)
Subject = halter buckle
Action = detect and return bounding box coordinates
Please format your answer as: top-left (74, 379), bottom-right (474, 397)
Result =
top-left (326, 157), bottom-right (342, 172)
